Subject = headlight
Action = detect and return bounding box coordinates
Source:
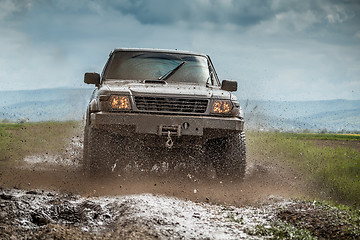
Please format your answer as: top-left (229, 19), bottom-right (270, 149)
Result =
top-left (109, 95), bottom-right (131, 110)
top-left (211, 100), bottom-right (233, 114)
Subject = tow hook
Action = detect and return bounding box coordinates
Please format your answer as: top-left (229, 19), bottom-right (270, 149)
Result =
top-left (165, 131), bottom-right (174, 149)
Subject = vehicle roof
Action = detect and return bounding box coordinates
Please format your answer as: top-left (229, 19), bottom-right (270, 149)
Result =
top-left (112, 48), bottom-right (208, 57)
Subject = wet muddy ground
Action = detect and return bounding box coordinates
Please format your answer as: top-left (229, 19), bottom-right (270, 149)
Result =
top-left (311, 139), bottom-right (360, 152)
top-left (0, 187), bottom-right (289, 239)
top-left (1, 134), bottom-right (359, 239)
top-left (1, 185), bottom-right (359, 239)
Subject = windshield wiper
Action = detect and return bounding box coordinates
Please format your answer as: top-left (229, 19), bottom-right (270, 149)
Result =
top-left (158, 61), bottom-right (186, 81)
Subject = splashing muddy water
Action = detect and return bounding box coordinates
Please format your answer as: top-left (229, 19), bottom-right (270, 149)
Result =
top-left (3, 128), bottom-right (354, 239)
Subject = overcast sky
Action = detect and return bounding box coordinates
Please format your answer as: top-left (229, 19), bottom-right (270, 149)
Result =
top-left (0, 0), bottom-right (359, 101)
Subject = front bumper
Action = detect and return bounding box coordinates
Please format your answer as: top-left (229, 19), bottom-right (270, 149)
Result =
top-left (90, 112), bottom-right (244, 137)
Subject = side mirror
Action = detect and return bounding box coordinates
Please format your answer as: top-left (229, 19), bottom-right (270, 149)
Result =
top-left (221, 80), bottom-right (237, 92)
top-left (84, 72), bottom-right (100, 85)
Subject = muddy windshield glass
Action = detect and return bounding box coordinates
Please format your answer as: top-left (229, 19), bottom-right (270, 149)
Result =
top-left (105, 51), bottom-right (210, 84)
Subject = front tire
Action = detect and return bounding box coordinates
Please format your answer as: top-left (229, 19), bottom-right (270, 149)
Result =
top-left (83, 126), bottom-right (114, 176)
top-left (206, 132), bottom-right (247, 180)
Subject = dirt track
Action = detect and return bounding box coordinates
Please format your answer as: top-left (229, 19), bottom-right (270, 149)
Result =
top-left (0, 152), bottom-right (308, 207)
top-left (0, 134), bottom-right (310, 205)
top-left (1, 134), bottom-right (359, 239)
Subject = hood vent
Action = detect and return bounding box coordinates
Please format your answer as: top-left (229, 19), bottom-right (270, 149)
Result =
top-left (143, 80), bottom-right (167, 84)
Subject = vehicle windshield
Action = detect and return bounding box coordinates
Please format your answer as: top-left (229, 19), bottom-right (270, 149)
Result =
top-left (105, 51), bottom-right (210, 85)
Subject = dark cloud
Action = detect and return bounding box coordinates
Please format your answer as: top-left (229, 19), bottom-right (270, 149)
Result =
top-left (0, 0), bottom-right (34, 21)
top-left (105, 0), bottom-right (277, 27)
top-left (103, 0), bottom-right (360, 28)
top-left (95, 0), bottom-right (360, 45)
top-left (3, 0), bottom-right (360, 36)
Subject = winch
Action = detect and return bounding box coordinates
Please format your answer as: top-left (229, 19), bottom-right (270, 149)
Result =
top-left (165, 131), bottom-right (174, 149)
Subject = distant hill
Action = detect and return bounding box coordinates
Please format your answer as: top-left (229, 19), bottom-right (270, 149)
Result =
top-left (0, 88), bottom-right (93, 122)
top-left (240, 99), bottom-right (360, 132)
top-left (0, 88), bottom-right (359, 132)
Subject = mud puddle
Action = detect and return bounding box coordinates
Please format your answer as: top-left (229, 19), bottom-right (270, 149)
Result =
top-left (2, 187), bottom-right (358, 239)
top-left (0, 187), bottom-right (291, 239)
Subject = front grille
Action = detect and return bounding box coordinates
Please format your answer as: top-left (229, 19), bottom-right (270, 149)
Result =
top-left (135, 96), bottom-right (208, 113)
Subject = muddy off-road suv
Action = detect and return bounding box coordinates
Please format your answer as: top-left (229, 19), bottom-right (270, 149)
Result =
top-left (83, 48), bottom-right (246, 178)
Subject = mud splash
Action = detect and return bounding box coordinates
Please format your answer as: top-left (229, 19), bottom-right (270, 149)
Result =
top-left (0, 163), bottom-right (309, 208)
top-left (1, 129), bottom-right (359, 239)
top-left (0, 130), bottom-right (312, 206)
top-left (21, 135), bottom-right (82, 170)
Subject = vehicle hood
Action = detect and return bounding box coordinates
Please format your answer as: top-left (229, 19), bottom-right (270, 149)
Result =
top-left (99, 81), bottom-right (232, 99)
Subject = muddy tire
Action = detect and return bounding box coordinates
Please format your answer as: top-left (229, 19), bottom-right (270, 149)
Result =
top-left (83, 126), bottom-right (115, 176)
top-left (206, 132), bottom-right (246, 180)
top-left (83, 125), bottom-right (90, 172)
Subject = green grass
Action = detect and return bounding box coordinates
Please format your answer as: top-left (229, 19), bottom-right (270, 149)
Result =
top-left (0, 123), bottom-right (24, 130)
top-left (284, 132), bottom-right (360, 141)
top-left (247, 221), bottom-right (316, 240)
top-left (226, 212), bottom-right (244, 224)
top-left (247, 131), bottom-right (360, 207)
top-left (0, 127), bottom-right (13, 161)
top-left (0, 121), bottom-right (80, 163)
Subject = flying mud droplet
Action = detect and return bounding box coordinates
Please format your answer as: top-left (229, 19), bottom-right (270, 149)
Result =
top-left (111, 163), bottom-right (117, 172)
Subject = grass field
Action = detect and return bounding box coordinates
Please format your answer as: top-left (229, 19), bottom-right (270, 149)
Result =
top-left (283, 132), bottom-right (360, 141)
top-left (0, 121), bottom-right (80, 163)
top-left (247, 131), bottom-right (360, 207)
